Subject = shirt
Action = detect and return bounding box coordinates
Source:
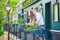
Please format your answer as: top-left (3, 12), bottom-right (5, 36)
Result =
top-left (35, 12), bottom-right (44, 26)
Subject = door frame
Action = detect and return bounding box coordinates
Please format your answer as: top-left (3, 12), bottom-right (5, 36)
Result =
top-left (45, 1), bottom-right (52, 40)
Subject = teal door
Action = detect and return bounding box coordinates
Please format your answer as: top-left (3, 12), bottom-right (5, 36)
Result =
top-left (45, 2), bottom-right (52, 40)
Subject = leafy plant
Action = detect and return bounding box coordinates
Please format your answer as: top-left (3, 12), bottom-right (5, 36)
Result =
top-left (31, 23), bottom-right (39, 30)
top-left (0, 0), bottom-right (21, 36)
top-left (0, 13), bottom-right (5, 36)
top-left (18, 18), bottom-right (24, 25)
top-left (9, 20), bottom-right (13, 25)
top-left (0, 25), bottom-right (4, 36)
top-left (25, 23), bottom-right (39, 32)
top-left (25, 27), bottom-right (32, 32)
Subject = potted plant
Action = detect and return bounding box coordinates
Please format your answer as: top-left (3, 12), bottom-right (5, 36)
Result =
top-left (31, 23), bottom-right (39, 30)
top-left (25, 23), bottom-right (39, 32)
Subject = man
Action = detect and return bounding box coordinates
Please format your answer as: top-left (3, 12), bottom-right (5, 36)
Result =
top-left (32, 8), bottom-right (45, 40)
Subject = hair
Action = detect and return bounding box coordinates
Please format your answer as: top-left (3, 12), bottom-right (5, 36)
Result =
top-left (30, 10), bottom-right (35, 16)
top-left (33, 7), bottom-right (38, 12)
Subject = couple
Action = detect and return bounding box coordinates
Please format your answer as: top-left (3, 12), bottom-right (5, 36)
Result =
top-left (25, 8), bottom-right (45, 40)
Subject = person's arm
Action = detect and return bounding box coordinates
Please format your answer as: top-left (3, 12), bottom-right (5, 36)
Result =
top-left (30, 19), bottom-right (35, 25)
top-left (25, 19), bottom-right (35, 26)
top-left (25, 19), bottom-right (31, 26)
top-left (25, 18), bottom-right (31, 26)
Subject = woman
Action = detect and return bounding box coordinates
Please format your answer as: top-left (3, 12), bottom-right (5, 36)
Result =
top-left (23, 10), bottom-right (35, 32)
top-left (26, 8), bottom-right (45, 40)
top-left (25, 10), bottom-right (35, 27)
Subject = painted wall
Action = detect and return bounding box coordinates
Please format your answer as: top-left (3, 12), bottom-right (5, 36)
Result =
top-left (51, 0), bottom-right (60, 30)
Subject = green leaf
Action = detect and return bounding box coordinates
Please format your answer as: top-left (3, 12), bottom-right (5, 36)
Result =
top-left (18, 18), bottom-right (24, 25)
top-left (0, 26), bottom-right (4, 36)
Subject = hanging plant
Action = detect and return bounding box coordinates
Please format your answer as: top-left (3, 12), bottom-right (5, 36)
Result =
top-left (25, 23), bottom-right (39, 32)
top-left (25, 27), bottom-right (32, 32)
top-left (31, 23), bottom-right (39, 30)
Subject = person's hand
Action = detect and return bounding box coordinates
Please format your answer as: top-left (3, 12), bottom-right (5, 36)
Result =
top-left (25, 23), bottom-right (27, 25)
top-left (25, 23), bottom-right (28, 27)
top-left (23, 28), bottom-right (26, 32)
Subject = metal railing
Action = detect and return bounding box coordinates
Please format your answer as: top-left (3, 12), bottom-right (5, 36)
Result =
top-left (4, 24), bottom-right (45, 40)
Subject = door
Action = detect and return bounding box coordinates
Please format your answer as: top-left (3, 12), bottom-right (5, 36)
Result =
top-left (45, 2), bottom-right (52, 40)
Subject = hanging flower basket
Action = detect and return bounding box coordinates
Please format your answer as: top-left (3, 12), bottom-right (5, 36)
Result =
top-left (25, 27), bottom-right (32, 32)
top-left (25, 23), bottom-right (39, 32)
top-left (31, 23), bottom-right (39, 30)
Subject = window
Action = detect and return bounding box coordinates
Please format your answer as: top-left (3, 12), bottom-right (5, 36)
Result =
top-left (39, 8), bottom-right (43, 15)
top-left (36, 7), bottom-right (38, 12)
top-left (53, 3), bottom-right (59, 22)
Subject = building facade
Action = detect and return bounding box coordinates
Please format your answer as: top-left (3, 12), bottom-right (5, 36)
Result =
top-left (21, 0), bottom-right (60, 40)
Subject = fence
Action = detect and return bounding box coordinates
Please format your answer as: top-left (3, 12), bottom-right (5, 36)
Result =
top-left (4, 24), bottom-right (45, 40)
